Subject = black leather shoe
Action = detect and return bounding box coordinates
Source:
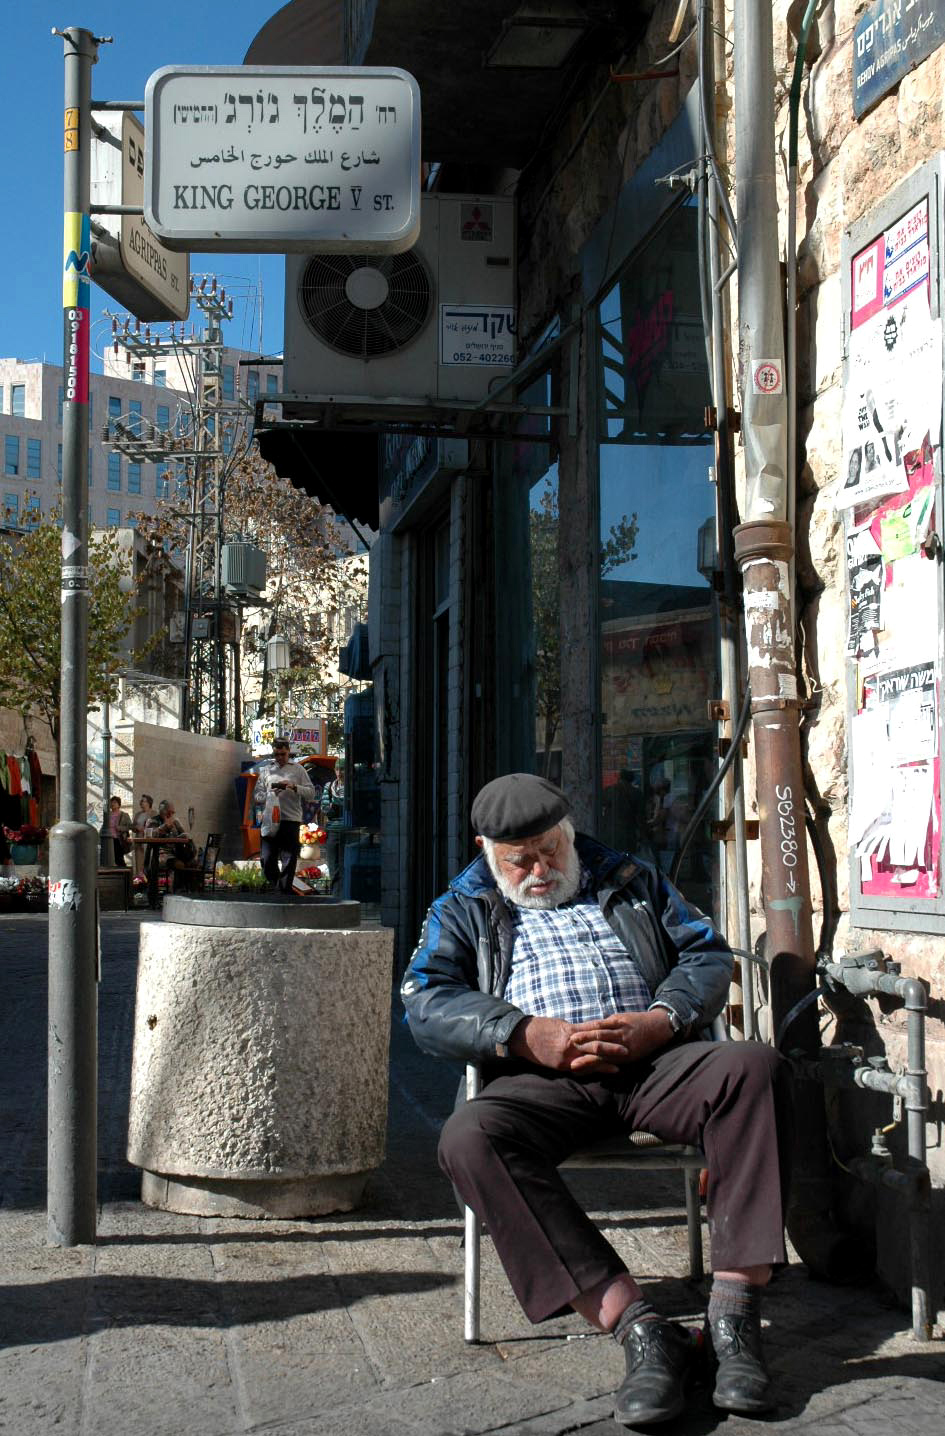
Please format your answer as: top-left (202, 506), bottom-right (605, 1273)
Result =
top-left (708, 1312), bottom-right (775, 1413)
top-left (613, 1319), bottom-right (695, 1427)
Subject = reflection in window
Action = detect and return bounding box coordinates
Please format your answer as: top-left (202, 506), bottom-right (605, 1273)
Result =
top-left (596, 202), bottom-right (718, 914)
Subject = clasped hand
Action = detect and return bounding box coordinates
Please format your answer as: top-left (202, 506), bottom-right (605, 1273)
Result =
top-left (509, 1009), bottom-right (674, 1073)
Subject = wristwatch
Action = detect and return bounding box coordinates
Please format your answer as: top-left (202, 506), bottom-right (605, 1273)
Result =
top-left (650, 1002), bottom-right (686, 1036)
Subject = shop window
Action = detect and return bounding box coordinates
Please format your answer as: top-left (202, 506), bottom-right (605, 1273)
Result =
top-left (4, 435), bottom-right (19, 476)
top-left (594, 201), bottom-right (716, 913)
top-left (127, 461), bottom-right (142, 494)
top-left (26, 439), bottom-right (41, 479)
top-left (107, 452), bottom-right (121, 491)
top-left (106, 507), bottom-right (120, 527)
top-left (11, 384), bottom-right (25, 417)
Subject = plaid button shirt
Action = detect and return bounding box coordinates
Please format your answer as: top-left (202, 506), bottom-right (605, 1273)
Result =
top-left (503, 868), bottom-right (652, 1023)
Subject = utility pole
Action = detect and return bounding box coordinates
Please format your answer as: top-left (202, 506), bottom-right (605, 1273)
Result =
top-left (105, 280), bottom-right (236, 734)
top-left (47, 25), bottom-right (106, 1248)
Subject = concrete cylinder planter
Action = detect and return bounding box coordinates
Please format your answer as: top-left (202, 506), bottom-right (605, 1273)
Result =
top-left (127, 895), bottom-right (394, 1218)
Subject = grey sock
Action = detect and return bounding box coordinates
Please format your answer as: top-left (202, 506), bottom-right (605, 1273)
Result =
top-left (708, 1278), bottom-right (761, 1325)
top-left (612, 1298), bottom-right (660, 1343)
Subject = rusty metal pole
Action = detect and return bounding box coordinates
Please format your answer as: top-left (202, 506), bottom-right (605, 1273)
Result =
top-left (732, 521), bottom-right (818, 1050)
top-left (733, 0), bottom-right (859, 1280)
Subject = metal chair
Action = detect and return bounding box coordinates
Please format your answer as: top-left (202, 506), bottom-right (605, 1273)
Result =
top-left (172, 833), bottom-right (223, 893)
top-left (462, 1060), bottom-right (706, 1344)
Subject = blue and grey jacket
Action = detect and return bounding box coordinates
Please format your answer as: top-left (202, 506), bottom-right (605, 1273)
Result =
top-left (401, 833), bottom-right (733, 1065)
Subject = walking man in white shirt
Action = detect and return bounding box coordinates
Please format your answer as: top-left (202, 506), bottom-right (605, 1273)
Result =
top-left (256, 737), bottom-right (316, 893)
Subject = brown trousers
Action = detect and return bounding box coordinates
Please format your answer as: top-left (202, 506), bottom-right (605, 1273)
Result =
top-left (439, 1040), bottom-right (792, 1323)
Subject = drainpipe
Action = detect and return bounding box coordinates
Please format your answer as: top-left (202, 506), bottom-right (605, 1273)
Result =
top-left (732, 0), bottom-right (858, 1278)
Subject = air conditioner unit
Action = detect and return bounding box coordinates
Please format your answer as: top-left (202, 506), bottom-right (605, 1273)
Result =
top-left (283, 193), bottom-right (516, 409)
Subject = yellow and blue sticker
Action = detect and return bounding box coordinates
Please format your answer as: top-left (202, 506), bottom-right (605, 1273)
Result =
top-left (63, 212), bottom-right (90, 405)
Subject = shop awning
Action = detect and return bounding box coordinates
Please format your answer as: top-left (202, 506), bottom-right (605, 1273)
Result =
top-left (255, 423), bottom-right (380, 530)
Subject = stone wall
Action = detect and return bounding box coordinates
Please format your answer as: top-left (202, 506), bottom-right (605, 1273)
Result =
top-left (132, 723), bottom-right (250, 864)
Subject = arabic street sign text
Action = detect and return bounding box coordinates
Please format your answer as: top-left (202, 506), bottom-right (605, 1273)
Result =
top-left (853, 0), bottom-right (945, 119)
top-left (144, 65), bottom-right (420, 253)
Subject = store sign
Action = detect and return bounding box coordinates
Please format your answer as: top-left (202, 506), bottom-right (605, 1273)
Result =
top-left (144, 65), bottom-right (421, 253)
top-left (439, 305), bottom-right (516, 367)
top-left (250, 717), bottom-right (327, 754)
top-left (853, 0), bottom-right (945, 119)
top-left (89, 111), bottom-right (189, 321)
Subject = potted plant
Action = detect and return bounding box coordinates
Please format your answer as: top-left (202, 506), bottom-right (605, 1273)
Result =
top-left (3, 823), bottom-right (49, 867)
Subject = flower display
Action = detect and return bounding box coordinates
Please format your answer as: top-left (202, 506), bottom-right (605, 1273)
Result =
top-left (300, 824), bottom-right (327, 847)
top-left (3, 823), bottom-right (48, 845)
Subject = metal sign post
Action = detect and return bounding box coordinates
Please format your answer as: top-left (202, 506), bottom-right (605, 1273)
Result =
top-left (47, 26), bottom-right (103, 1247)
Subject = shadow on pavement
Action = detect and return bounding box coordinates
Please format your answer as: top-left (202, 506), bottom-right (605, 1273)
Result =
top-left (0, 1268), bottom-right (455, 1349)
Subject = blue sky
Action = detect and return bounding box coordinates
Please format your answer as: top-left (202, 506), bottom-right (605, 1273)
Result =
top-left (1, 4), bottom-right (287, 369)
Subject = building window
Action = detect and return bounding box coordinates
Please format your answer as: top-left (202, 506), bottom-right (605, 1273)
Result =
top-left (3, 492), bottom-right (18, 527)
top-left (247, 370), bottom-right (259, 402)
top-left (594, 200), bottom-right (716, 915)
top-left (0, 386), bottom-right (4, 412)
top-left (4, 435), bottom-right (19, 476)
top-left (156, 403), bottom-right (170, 430)
top-left (129, 399), bottom-right (142, 436)
top-left (25, 495), bottom-right (40, 528)
top-left (266, 372), bottom-right (279, 395)
top-left (26, 438), bottom-right (41, 480)
top-left (57, 444), bottom-right (62, 484)
top-left (57, 386), bottom-right (63, 423)
top-left (11, 384), bottom-right (25, 417)
top-left (127, 461), bottom-right (142, 494)
top-left (88, 393), bottom-right (93, 431)
top-left (106, 507), bottom-right (121, 526)
top-left (154, 368), bottom-right (166, 387)
top-left (126, 514), bottom-right (137, 529)
top-left (108, 395), bottom-right (121, 420)
top-left (107, 451), bottom-right (121, 491)
top-left (222, 363), bottom-right (235, 400)
top-left (156, 471), bottom-right (170, 500)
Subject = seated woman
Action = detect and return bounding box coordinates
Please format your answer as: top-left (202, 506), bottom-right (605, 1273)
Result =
top-left (132, 793), bottom-right (156, 875)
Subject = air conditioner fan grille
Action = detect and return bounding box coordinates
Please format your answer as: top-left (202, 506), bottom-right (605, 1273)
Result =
top-left (298, 251), bottom-right (432, 359)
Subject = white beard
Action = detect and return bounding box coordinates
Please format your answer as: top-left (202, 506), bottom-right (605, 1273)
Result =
top-left (486, 836), bottom-right (582, 909)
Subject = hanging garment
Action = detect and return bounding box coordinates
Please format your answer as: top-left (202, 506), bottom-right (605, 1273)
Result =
top-left (6, 757), bottom-right (22, 797)
top-left (27, 747), bottom-right (42, 796)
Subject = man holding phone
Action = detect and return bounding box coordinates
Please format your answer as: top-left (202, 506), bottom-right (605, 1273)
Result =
top-left (257, 737), bottom-right (316, 893)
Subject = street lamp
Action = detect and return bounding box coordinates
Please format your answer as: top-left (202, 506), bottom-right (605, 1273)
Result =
top-left (266, 635), bottom-right (291, 735)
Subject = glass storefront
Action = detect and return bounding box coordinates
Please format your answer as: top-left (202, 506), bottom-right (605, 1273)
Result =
top-left (594, 202), bottom-right (719, 914)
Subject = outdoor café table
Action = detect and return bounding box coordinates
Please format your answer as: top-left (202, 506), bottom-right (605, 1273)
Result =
top-left (131, 835), bottom-right (191, 908)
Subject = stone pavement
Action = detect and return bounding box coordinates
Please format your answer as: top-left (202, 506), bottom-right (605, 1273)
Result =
top-left (0, 909), bottom-right (943, 1436)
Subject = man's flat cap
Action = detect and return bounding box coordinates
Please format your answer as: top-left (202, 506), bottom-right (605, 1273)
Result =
top-left (471, 773), bottom-right (571, 841)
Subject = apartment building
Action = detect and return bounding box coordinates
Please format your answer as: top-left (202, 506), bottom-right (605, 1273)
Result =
top-left (0, 345), bottom-right (283, 533)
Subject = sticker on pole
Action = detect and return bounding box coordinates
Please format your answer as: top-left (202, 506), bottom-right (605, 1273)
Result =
top-left (752, 360), bottom-right (783, 395)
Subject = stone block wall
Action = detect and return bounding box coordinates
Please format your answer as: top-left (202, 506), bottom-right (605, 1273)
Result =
top-left (132, 723), bottom-right (250, 864)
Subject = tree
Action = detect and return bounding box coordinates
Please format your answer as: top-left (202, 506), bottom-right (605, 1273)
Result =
top-left (136, 452), bottom-right (368, 747)
top-left (0, 519), bottom-right (144, 762)
top-left (529, 478), bottom-right (638, 774)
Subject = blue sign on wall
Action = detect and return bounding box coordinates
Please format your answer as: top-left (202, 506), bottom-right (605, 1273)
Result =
top-left (853, 0), bottom-right (945, 118)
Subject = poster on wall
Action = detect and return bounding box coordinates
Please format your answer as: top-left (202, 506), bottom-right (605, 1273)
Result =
top-left (843, 188), bottom-right (943, 901)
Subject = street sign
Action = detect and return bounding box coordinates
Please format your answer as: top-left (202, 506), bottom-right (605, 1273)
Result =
top-left (90, 111), bottom-right (189, 321)
top-left (143, 65), bottom-right (421, 254)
